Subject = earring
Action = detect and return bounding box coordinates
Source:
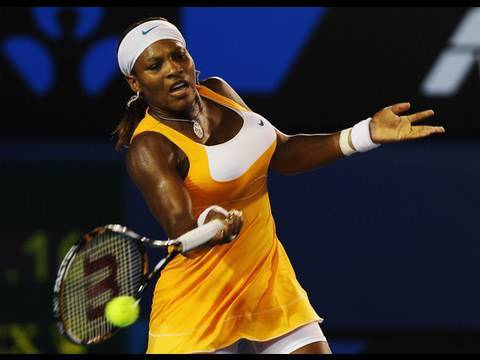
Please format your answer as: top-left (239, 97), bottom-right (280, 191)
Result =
top-left (195, 70), bottom-right (201, 85)
top-left (126, 91), bottom-right (140, 108)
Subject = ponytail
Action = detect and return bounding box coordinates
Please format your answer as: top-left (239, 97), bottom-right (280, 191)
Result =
top-left (113, 94), bottom-right (148, 151)
top-left (113, 16), bottom-right (170, 152)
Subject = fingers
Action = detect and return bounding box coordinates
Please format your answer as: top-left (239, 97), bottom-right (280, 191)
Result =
top-left (404, 109), bottom-right (435, 123)
top-left (212, 210), bottom-right (243, 245)
top-left (224, 210), bottom-right (243, 242)
top-left (386, 102), bottom-right (411, 114)
top-left (383, 103), bottom-right (437, 125)
top-left (407, 125), bottom-right (445, 139)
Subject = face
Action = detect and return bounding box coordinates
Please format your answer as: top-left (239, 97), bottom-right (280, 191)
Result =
top-left (126, 39), bottom-right (197, 114)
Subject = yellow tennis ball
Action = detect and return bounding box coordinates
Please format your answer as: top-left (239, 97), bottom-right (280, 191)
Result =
top-left (105, 296), bottom-right (139, 327)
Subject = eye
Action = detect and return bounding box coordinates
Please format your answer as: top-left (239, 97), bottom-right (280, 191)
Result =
top-left (174, 51), bottom-right (187, 60)
top-left (148, 62), bottom-right (161, 70)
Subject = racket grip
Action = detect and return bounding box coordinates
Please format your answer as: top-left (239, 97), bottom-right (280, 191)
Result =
top-left (177, 219), bottom-right (224, 253)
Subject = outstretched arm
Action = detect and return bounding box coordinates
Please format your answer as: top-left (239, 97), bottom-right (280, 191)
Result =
top-left (270, 130), bottom-right (344, 175)
top-left (271, 102), bottom-right (445, 175)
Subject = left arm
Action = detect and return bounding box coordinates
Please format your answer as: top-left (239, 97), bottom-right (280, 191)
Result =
top-left (271, 102), bottom-right (445, 175)
top-left (270, 130), bottom-right (345, 175)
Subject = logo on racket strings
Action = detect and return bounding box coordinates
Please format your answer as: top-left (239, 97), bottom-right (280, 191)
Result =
top-left (84, 254), bottom-right (120, 321)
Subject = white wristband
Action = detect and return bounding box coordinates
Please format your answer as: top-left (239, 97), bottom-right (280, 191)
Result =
top-left (197, 205), bottom-right (228, 227)
top-left (351, 117), bottom-right (380, 152)
top-left (178, 219), bottom-right (224, 253)
top-left (339, 128), bottom-right (356, 156)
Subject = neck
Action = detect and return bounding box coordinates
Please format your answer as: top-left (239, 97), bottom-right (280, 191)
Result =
top-left (150, 93), bottom-right (204, 122)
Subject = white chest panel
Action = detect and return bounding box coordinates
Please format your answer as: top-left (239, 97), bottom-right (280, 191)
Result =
top-left (204, 110), bottom-right (276, 182)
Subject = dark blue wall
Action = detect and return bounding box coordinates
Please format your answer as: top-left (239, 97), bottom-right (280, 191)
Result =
top-left (270, 139), bottom-right (480, 331)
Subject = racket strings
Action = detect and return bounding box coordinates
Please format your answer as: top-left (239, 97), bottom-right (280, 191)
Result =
top-left (60, 230), bottom-right (144, 343)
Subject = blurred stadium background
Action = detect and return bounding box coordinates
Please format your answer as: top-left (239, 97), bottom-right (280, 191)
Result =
top-left (1, 6), bottom-right (479, 354)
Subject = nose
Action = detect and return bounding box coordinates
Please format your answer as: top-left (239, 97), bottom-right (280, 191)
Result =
top-left (166, 58), bottom-right (183, 78)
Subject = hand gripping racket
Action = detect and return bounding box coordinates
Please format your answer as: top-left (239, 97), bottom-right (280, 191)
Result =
top-left (53, 219), bottom-right (224, 345)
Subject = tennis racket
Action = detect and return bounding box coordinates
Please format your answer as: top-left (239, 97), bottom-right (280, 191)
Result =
top-left (53, 219), bottom-right (224, 345)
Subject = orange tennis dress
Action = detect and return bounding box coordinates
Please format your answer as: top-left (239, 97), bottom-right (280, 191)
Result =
top-left (130, 85), bottom-right (322, 354)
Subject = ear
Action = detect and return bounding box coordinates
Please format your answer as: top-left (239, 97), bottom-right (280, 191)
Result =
top-left (125, 75), bottom-right (140, 93)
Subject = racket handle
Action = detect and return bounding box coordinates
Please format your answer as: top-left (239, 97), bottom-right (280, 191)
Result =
top-left (177, 219), bottom-right (224, 253)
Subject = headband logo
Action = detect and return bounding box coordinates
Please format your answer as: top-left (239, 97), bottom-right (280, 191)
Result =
top-left (141, 25), bottom-right (160, 35)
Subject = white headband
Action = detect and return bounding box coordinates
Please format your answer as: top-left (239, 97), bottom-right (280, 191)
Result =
top-left (117, 20), bottom-right (186, 76)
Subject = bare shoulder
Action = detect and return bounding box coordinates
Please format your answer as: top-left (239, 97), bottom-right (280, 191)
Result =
top-left (200, 76), bottom-right (252, 111)
top-left (126, 131), bottom-right (177, 176)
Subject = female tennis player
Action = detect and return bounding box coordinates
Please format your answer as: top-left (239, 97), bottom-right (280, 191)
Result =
top-left (114, 17), bottom-right (445, 354)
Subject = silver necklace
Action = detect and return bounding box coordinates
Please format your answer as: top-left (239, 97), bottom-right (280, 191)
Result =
top-left (156, 115), bottom-right (204, 139)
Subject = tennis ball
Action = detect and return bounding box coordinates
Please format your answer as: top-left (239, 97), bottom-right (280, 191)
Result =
top-left (105, 296), bottom-right (139, 327)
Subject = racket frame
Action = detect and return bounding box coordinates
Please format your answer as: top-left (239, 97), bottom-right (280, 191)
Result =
top-left (53, 220), bottom-right (222, 345)
top-left (53, 225), bottom-right (150, 345)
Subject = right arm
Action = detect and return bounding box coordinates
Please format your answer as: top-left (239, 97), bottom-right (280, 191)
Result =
top-left (126, 132), bottom-right (197, 239)
top-left (126, 132), bottom-right (242, 254)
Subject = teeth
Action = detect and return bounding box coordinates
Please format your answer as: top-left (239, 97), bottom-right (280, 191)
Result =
top-left (171, 82), bottom-right (187, 91)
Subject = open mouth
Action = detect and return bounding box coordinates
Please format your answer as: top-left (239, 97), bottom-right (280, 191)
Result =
top-left (169, 80), bottom-right (189, 93)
